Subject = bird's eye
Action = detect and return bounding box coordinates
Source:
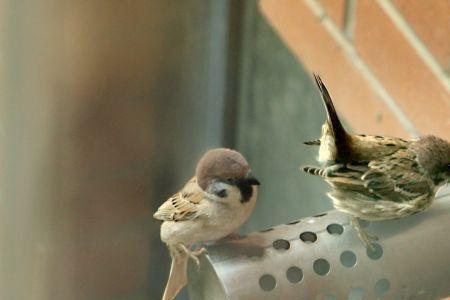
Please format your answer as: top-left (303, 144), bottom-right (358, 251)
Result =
top-left (226, 178), bottom-right (234, 184)
top-left (216, 189), bottom-right (227, 198)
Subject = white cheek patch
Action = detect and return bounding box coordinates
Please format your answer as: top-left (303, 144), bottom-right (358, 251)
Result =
top-left (225, 186), bottom-right (242, 203)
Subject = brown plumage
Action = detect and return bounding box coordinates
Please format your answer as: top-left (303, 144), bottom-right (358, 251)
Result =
top-left (302, 74), bottom-right (450, 247)
top-left (196, 148), bottom-right (250, 190)
top-left (154, 177), bottom-right (202, 222)
top-left (154, 148), bottom-right (259, 300)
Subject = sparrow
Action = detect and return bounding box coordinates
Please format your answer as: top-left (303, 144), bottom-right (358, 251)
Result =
top-left (301, 74), bottom-right (450, 248)
top-left (153, 148), bottom-right (260, 300)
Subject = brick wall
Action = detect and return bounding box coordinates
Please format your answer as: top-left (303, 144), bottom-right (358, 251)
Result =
top-left (259, 0), bottom-right (450, 140)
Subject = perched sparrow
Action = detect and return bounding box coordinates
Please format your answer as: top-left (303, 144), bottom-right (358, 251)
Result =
top-left (302, 74), bottom-right (450, 247)
top-left (154, 148), bottom-right (260, 300)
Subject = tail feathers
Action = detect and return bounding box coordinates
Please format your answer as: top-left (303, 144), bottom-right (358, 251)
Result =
top-left (301, 166), bottom-right (327, 177)
top-left (313, 74), bottom-right (348, 142)
top-left (162, 249), bottom-right (189, 300)
top-left (304, 139), bottom-right (321, 146)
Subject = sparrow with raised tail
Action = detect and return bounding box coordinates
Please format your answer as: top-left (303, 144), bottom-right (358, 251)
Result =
top-left (154, 148), bottom-right (259, 300)
top-left (301, 74), bottom-right (450, 247)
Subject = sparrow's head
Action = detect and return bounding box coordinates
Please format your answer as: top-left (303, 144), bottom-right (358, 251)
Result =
top-left (196, 148), bottom-right (260, 203)
top-left (414, 135), bottom-right (450, 185)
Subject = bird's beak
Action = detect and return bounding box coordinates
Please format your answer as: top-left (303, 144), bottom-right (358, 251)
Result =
top-left (245, 174), bottom-right (260, 186)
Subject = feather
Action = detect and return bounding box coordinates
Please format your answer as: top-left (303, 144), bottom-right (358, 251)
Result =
top-left (313, 74), bottom-right (351, 160)
top-left (313, 74), bottom-right (348, 143)
top-left (154, 177), bottom-right (203, 222)
top-left (302, 148), bottom-right (435, 219)
top-left (304, 139), bottom-right (321, 146)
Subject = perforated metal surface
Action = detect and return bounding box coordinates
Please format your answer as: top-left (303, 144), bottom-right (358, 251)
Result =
top-left (188, 197), bottom-right (450, 300)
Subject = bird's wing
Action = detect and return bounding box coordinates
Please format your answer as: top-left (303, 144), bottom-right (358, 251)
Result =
top-left (153, 177), bottom-right (204, 221)
top-left (326, 149), bottom-right (434, 202)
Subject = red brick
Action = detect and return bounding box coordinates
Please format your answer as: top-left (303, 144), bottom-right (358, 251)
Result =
top-left (354, 0), bottom-right (450, 139)
top-left (318, 0), bottom-right (346, 29)
top-left (259, 0), bottom-right (410, 137)
top-left (393, 0), bottom-right (450, 70)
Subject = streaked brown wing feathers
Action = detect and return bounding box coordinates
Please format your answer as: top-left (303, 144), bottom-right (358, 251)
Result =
top-left (325, 149), bottom-right (433, 202)
top-left (153, 177), bottom-right (204, 221)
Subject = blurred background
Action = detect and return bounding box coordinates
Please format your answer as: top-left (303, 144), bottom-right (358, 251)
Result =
top-left (1, 1), bottom-right (449, 300)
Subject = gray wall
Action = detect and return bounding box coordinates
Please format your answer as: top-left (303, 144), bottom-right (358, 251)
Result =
top-left (234, 2), bottom-right (331, 233)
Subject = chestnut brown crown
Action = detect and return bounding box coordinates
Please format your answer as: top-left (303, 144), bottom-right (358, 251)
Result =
top-left (195, 148), bottom-right (250, 190)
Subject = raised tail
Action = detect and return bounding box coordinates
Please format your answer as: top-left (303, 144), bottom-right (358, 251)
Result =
top-left (162, 246), bottom-right (189, 300)
top-left (313, 74), bottom-right (348, 141)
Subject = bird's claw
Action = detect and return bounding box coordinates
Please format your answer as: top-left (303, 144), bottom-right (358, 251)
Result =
top-left (180, 245), bottom-right (207, 269)
top-left (366, 231), bottom-right (379, 241)
top-left (190, 247), bottom-right (207, 269)
top-left (357, 230), bottom-right (378, 251)
top-left (350, 217), bottom-right (378, 251)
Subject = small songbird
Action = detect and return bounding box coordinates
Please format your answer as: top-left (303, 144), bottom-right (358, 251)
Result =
top-left (154, 148), bottom-right (260, 300)
top-left (302, 74), bottom-right (450, 247)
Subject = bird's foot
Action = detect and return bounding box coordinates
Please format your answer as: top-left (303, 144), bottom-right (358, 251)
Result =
top-left (350, 217), bottom-right (378, 251)
top-left (179, 244), bottom-right (207, 268)
top-left (358, 230), bottom-right (378, 251)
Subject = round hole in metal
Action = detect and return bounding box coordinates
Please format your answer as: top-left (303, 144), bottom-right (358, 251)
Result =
top-left (286, 220), bottom-right (300, 225)
top-left (358, 219), bottom-right (370, 228)
top-left (300, 231), bottom-right (317, 243)
top-left (259, 274), bottom-right (276, 292)
top-left (286, 266), bottom-right (303, 283)
top-left (314, 213), bottom-right (327, 217)
top-left (366, 243), bottom-right (383, 260)
top-left (340, 250), bottom-right (357, 268)
top-left (326, 223), bottom-right (344, 235)
top-left (374, 278), bottom-right (390, 296)
top-left (324, 295), bottom-right (338, 300)
top-left (348, 287), bottom-right (364, 300)
top-left (313, 258), bottom-right (330, 276)
top-left (273, 239), bottom-right (290, 250)
top-left (260, 228), bottom-right (274, 233)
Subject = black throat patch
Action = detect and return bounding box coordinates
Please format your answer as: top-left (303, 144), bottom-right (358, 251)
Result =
top-left (235, 179), bottom-right (254, 203)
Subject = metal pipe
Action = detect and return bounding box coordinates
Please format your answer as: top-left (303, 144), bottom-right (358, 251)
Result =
top-left (188, 197), bottom-right (450, 299)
